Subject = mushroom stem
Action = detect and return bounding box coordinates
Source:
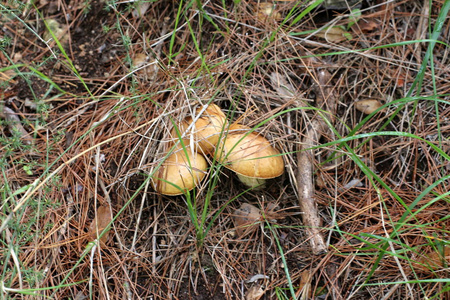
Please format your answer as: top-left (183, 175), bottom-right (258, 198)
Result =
top-left (236, 174), bottom-right (266, 190)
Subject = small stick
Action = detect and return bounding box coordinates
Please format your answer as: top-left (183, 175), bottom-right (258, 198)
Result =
top-left (270, 70), bottom-right (332, 254)
top-left (297, 119), bottom-right (328, 255)
top-left (299, 64), bottom-right (337, 255)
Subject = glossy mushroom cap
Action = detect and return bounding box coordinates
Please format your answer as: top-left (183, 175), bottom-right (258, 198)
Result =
top-left (217, 124), bottom-right (284, 185)
top-left (179, 104), bottom-right (228, 154)
top-left (152, 148), bottom-right (207, 196)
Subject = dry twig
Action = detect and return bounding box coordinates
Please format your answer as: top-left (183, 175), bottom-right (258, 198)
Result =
top-left (296, 119), bottom-right (328, 254)
top-left (270, 69), bottom-right (335, 254)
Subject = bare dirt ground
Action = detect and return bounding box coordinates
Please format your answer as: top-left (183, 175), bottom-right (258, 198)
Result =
top-left (1, 0), bottom-right (449, 299)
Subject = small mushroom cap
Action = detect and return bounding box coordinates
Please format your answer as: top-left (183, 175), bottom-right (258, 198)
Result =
top-left (152, 148), bottom-right (207, 196)
top-left (217, 124), bottom-right (284, 179)
top-left (180, 104), bottom-right (228, 154)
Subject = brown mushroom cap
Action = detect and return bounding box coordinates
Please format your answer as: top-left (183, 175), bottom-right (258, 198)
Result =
top-left (217, 124), bottom-right (284, 179)
top-left (152, 148), bottom-right (207, 196)
top-left (179, 104), bottom-right (228, 154)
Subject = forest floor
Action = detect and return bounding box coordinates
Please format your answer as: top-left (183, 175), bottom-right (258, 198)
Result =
top-left (1, 0), bottom-right (449, 299)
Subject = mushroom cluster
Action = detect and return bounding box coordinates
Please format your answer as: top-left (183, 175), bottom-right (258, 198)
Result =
top-left (152, 104), bottom-right (285, 195)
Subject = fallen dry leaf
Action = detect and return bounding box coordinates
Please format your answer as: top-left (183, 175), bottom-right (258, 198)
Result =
top-left (0, 105), bottom-right (32, 144)
top-left (315, 173), bottom-right (327, 189)
top-left (351, 19), bottom-right (379, 35)
top-left (256, 2), bottom-right (282, 22)
top-left (132, 53), bottom-right (148, 67)
top-left (131, 53), bottom-right (158, 81)
top-left (245, 285), bottom-right (266, 300)
top-left (355, 99), bottom-right (384, 114)
top-left (316, 26), bottom-right (352, 43)
top-left (0, 68), bottom-right (17, 84)
top-left (132, 1), bottom-right (151, 18)
top-left (43, 19), bottom-right (69, 46)
top-left (415, 246), bottom-right (450, 273)
top-left (356, 19), bottom-right (379, 32)
top-left (298, 270), bottom-right (312, 300)
top-left (88, 206), bottom-right (113, 246)
top-left (233, 203), bottom-right (261, 237)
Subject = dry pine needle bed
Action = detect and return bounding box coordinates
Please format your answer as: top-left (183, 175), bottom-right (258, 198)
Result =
top-left (0, 0), bottom-right (449, 299)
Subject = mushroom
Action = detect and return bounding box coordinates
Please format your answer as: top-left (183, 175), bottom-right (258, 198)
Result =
top-left (178, 104), bottom-right (228, 154)
top-left (217, 124), bottom-right (284, 189)
top-left (152, 147), bottom-right (207, 196)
